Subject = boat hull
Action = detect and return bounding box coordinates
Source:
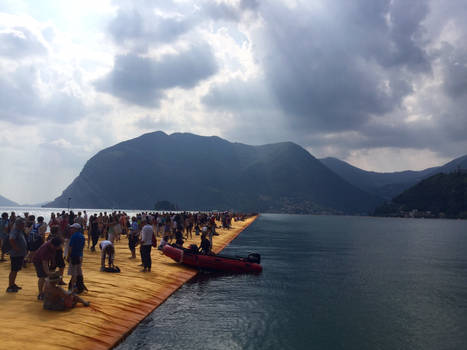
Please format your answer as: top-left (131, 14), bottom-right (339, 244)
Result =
top-left (162, 245), bottom-right (262, 273)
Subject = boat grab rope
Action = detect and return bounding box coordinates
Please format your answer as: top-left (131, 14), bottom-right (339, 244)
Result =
top-left (179, 250), bottom-right (184, 263)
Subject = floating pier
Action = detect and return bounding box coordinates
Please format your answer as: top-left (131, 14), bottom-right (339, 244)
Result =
top-left (0, 216), bottom-right (258, 350)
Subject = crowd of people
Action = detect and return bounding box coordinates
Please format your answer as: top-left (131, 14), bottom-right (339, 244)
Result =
top-left (0, 209), bottom-right (247, 311)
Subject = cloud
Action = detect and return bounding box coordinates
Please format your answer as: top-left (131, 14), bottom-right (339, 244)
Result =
top-left (254, 0), bottom-right (431, 133)
top-left (199, 0), bottom-right (467, 162)
top-left (108, 3), bottom-right (196, 52)
top-left (0, 66), bottom-right (86, 124)
top-left (0, 26), bottom-right (48, 58)
top-left (203, 78), bottom-right (273, 112)
top-left (95, 44), bottom-right (218, 107)
top-left (203, 0), bottom-right (259, 22)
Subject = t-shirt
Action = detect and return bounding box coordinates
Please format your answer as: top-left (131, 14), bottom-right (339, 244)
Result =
top-left (69, 231), bottom-right (85, 257)
top-left (9, 228), bottom-right (28, 257)
top-left (38, 222), bottom-right (47, 236)
top-left (140, 224), bottom-right (153, 246)
top-left (33, 241), bottom-right (56, 264)
top-left (130, 221), bottom-right (138, 236)
top-left (100, 240), bottom-right (112, 250)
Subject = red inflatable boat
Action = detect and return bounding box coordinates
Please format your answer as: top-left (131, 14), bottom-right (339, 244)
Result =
top-left (162, 245), bottom-right (262, 273)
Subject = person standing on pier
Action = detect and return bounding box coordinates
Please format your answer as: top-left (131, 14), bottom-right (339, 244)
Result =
top-left (139, 220), bottom-right (154, 272)
top-left (6, 217), bottom-right (28, 293)
top-left (128, 217), bottom-right (139, 259)
top-left (0, 212), bottom-right (9, 262)
top-left (67, 223), bottom-right (85, 292)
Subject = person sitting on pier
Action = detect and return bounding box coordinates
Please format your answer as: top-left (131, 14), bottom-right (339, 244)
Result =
top-left (43, 272), bottom-right (89, 311)
top-left (199, 232), bottom-right (212, 255)
top-left (99, 240), bottom-right (115, 271)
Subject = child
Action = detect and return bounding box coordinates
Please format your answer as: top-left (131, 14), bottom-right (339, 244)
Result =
top-left (195, 224), bottom-right (200, 236)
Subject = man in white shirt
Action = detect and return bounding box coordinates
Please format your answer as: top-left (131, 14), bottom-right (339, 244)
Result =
top-left (99, 240), bottom-right (115, 271)
top-left (139, 220), bottom-right (154, 272)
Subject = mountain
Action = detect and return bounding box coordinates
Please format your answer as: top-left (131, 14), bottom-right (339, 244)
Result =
top-left (374, 171), bottom-right (467, 218)
top-left (320, 155), bottom-right (467, 200)
top-left (0, 194), bottom-right (18, 207)
top-left (45, 131), bottom-right (382, 214)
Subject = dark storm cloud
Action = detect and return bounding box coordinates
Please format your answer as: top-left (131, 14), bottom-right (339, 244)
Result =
top-left (440, 43), bottom-right (467, 99)
top-left (108, 6), bottom-right (195, 51)
top-left (0, 26), bottom-right (47, 58)
top-left (0, 66), bottom-right (85, 124)
top-left (256, 0), bottom-right (430, 133)
top-left (203, 0), bottom-right (258, 21)
top-left (201, 0), bottom-right (467, 158)
top-left (95, 45), bottom-right (218, 107)
top-left (203, 79), bottom-right (273, 112)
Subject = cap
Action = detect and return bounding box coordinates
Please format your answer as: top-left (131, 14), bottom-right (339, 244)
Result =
top-left (70, 223), bottom-right (81, 229)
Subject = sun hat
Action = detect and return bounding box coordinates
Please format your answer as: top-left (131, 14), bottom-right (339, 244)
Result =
top-left (70, 223), bottom-right (81, 229)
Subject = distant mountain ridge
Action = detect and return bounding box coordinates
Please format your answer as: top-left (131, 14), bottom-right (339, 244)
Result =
top-left (0, 194), bottom-right (18, 207)
top-left (320, 155), bottom-right (467, 200)
top-left (45, 131), bottom-right (382, 214)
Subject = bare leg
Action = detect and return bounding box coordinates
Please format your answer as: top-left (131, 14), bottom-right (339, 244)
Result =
top-left (8, 271), bottom-right (17, 287)
top-left (38, 277), bottom-right (45, 295)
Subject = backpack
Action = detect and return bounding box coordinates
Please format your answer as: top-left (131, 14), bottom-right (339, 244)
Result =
top-left (28, 223), bottom-right (43, 250)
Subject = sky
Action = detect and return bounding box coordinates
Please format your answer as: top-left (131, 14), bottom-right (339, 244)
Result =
top-left (0, 0), bottom-right (466, 204)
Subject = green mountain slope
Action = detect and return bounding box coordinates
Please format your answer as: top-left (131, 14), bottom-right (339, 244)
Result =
top-left (45, 131), bottom-right (382, 213)
top-left (374, 171), bottom-right (467, 218)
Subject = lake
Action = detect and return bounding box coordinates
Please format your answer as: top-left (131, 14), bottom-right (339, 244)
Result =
top-left (116, 214), bottom-right (467, 350)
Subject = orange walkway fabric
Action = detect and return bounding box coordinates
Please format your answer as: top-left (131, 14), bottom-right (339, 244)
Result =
top-left (0, 216), bottom-right (258, 350)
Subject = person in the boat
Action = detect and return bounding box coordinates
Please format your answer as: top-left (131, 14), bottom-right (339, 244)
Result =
top-left (43, 271), bottom-right (90, 311)
top-left (174, 228), bottom-right (184, 248)
top-left (199, 232), bottom-right (212, 255)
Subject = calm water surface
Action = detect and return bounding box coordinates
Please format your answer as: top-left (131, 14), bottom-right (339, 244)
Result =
top-left (115, 214), bottom-right (467, 350)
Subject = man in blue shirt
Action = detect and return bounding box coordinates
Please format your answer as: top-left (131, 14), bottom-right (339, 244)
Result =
top-left (67, 223), bottom-right (85, 292)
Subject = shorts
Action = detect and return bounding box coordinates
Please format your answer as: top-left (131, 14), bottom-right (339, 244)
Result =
top-left (10, 256), bottom-right (24, 272)
top-left (68, 256), bottom-right (82, 276)
top-left (51, 249), bottom-right (65, 269)
top-left (128, 235), bottom-right (138, 250)
top-left (1, 238), bottom-right (9, 254)
top-left (34, 261), bottom-right (48, 278)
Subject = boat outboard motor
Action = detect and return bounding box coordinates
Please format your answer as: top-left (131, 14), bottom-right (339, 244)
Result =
top-left (188, 244), bottom-right (199, 254)
top-left (247, 253), bottom-right (261, 264)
